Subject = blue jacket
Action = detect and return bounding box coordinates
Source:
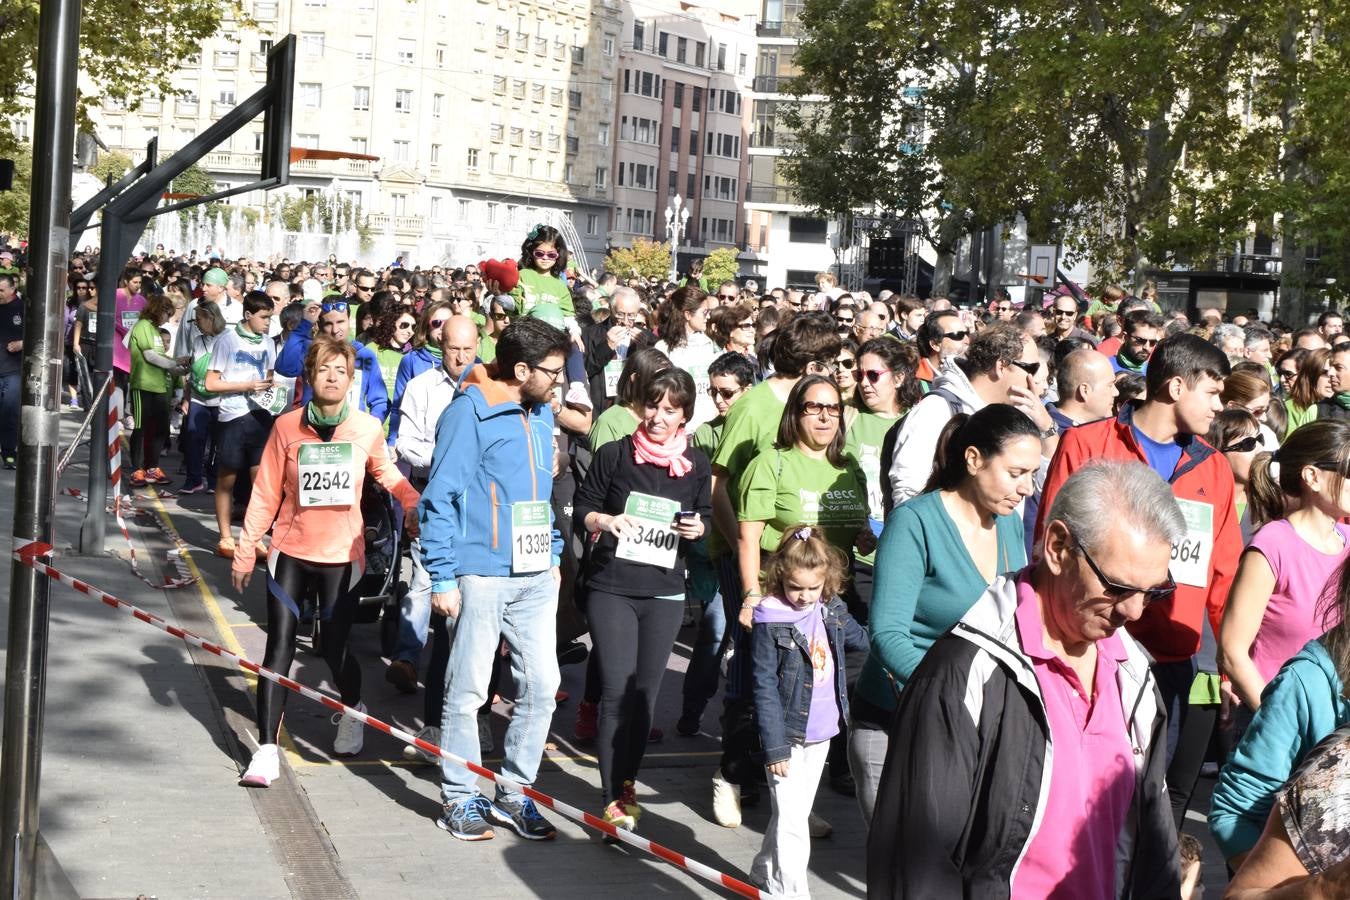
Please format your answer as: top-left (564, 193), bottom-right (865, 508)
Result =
top-left (751, 596), bottom-right (869, 764)
top-left (1209, 637), bottom-right (1350, 859)
top-left (417, 363), bottom-right (561, 591)
top-left (389, 346), bottom-right (438, 439)
top-left (275, 320), bottom-right (390, 421)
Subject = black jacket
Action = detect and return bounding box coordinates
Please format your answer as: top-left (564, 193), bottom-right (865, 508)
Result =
top-left (867, 572), bottom-right (1180, 900)
top-left (581, 321), bottom-right (656, 413)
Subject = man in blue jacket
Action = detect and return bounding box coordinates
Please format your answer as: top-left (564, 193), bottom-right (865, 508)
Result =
top-left (419, 317), bottom-right (572, 843)
top-left (275, 297), bottom-right (389, 420)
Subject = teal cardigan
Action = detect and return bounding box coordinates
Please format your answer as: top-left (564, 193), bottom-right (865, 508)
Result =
top-left (856, 490), bottom-right (1027, 712)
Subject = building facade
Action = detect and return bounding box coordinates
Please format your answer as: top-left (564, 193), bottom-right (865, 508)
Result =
top-left (91, 0), bottom-right (623, 266)
top-left (609, 3), bottom-right (756, 270)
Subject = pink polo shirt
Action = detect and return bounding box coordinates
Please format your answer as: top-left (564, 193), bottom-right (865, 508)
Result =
top-left (1010, 576), bottom-right (1136, 900)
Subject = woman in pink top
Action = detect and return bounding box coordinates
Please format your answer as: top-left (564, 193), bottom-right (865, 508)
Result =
top-left (112, 267), bottom-right (146, 378)
top-left (232, 335), bottom-right (420, 788)
top-left (1220, 420), bottom-right (1350, 713)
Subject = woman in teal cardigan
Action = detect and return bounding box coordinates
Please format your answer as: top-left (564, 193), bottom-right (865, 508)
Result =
top-left (850, 404), bottom-right (1042, 824)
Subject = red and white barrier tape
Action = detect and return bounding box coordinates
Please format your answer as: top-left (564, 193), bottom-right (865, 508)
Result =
top-left (10, 541), bottom-right (772, 900)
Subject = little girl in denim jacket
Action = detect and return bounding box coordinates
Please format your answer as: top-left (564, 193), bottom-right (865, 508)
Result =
top-left (749, 526), bottom-right (869, 900)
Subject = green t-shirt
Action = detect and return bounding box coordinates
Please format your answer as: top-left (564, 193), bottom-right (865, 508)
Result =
top-left (588, 404), bottom-right (639, 451)
top-left (512, 268), bottom-right (575, 317)
top-left (710, 380), bottom-right (788, 495)
top-left (692, 416), bottom-right (725, 460)
top-left (844, 408), bottom-right (902, 565)
top-left (129, 317), bottom-right (171, 394)
top-left (737, 446), bottom-right (869, 559)
top-left (1284, 397), bottom-right (1319, 440)
top-left (374, 346), bottom-right (403, 398)
top-left (478, 334), bottom-right (497, 364)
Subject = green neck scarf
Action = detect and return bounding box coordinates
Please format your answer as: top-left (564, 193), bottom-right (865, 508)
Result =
top-left (426, 344), bottom-right (443, 361)
top-left (1115, 350), bottom-right (1144, 374)
top-left (1334, 392), bottom-right (1350, 410)
top-left (306, 401), bottom-right (349, 428)
top-left (235, 323), bottom-right (265, 345)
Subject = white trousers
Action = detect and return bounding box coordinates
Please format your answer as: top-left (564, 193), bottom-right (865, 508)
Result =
top-left (751, 739), bottom-right (830, 900)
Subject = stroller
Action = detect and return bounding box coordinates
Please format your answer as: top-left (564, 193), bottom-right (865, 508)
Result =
top-left (306, 473), bottom-right (406, 657)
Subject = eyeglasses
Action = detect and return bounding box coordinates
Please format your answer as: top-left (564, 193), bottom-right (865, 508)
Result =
top-left (1223, 433), bottom-right (1265, 453)
top-left (809, 360), bottom-right (839, 376)
top-left (837, 357), bottom-right (856, 371)
top-left (533, 250), bottom-right (559, 260)
top-left (1278, 368), bottom-right (1299, 380)
top-left (800, 401), bottom-right (842, 418)
top-left (492, 312), bottom-right (511, 321)
top-left (321, 300), bottom-right (349, 314)
top-left (1010, 359), bottom-right (1041, 376)
top-left (995, 304), bottom-right (1013, 312)
top-left (1075, 537), bottom-right (1176, 605)
top-left (836, 317), bottom-right (855, 326)
top-left (395, 320), bottom-right (416, 330)
top-left (1053, 308), bottom-right (1078, 318)
top-left (428, 318), bottom-right (448, 329)
top-left (717, 293), bottom-right (739, 301)
top-left (1130, 335), bottom-right (1160, 348)
top-left (734, 320), bottom-right (754, 330)
top-left (532, 362), bottom-right (565, 381)
top-left (942, 330), bottom-right (970, 341)
top-left (355, 282), bottom-right (376, 292)
top-left (861, 368), bottom-right (891, 384)
top-left (708, 387), bottom-right (743, 401)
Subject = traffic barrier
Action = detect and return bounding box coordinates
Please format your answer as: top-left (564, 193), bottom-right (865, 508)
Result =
top-left (10, 540), bottom-right (774, 900)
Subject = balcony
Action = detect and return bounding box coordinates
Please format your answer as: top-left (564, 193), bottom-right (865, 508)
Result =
top-left (211, 99), bottom-right (236, 117)
top-left (367, 213), bottom-right (426, 234)
top-left (175, 99), bottom-right (199, 117)
top-left (757, 20), bottom-right (805, 38)
top-left (250, 52), bottom-right (267, 70)
top-left (198, 151), bottom-right (373, 178)
top-left (753, 75), bottom-right (790, 93)
top-left (746, 184), bottom-right (798, 204)
top-left (750, 131), bottom-right (801, 151)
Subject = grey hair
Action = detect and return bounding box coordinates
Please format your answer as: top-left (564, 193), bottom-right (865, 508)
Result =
top-left (227, 272), bottom-right (247, 294)
top-left (1244, 325), bottom-right (1274, 348)
top-left (1210, 323), bottom-right (1245, 348)
top-left (1046, 460), bottom-right (1185, 551)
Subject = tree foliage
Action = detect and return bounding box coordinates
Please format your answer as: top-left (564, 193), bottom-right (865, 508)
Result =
top-left (87, 150), bottom-right (133, 186)
top-left (702, 247), bottom-right (741, 285)
top-left (605, 239), bottom-right (671, 280)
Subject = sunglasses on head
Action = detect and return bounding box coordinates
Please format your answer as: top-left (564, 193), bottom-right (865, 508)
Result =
top-left (321, 300), bottom-right (349, 314)
top-left (1223, 433), bottom-right (1264, 453)
top-left (1076, 537), bottom-right (1176, 605)
top-left (533, 249), bottom-right (559, 260)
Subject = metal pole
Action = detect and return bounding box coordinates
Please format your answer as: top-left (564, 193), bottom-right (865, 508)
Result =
top-left (1, 0), bottom-right (82, 893)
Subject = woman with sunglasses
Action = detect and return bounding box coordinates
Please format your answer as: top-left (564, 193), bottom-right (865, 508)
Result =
top-left (707, 303), bottom-right (758, 361)
top-left (654, 286), bottom-right (719, 429)
top-left (844, 339), bottom-right (923, 608)
top-left (370, 307), bottom-right (417, 430)
top-left (1209, 409), bottom-right (1263, 544)
top-left (834, 339), bottom-right (859, 404)
top-left (479, 296), bottom-right (512, 364)
top-left (1223, 365), bottom-right (1281, 452)
top-left (1281, 347), bottom-right (1331, 439)
top-left (1273, 348), bottom-right (1306, 399)
top-left (1219, 419), bottom-right (1350, 727)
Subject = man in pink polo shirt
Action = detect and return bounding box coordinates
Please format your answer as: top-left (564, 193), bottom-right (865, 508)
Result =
top-left (867, 460), bottom-right (1182, 899)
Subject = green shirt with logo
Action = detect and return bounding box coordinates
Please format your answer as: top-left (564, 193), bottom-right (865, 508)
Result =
top-left (844, 408), bottom-right (902, 565)
top-left (737, 446), bottom-right (869, 559)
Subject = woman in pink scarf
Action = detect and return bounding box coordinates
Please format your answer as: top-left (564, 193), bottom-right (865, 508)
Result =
top-left (573, 367), bottom-right (712, 832)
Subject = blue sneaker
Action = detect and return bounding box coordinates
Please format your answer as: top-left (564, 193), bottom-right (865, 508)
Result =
top-left (487, 793), bottom-right (556, 841)
top-left (436, 796), bottom-right (495, 842)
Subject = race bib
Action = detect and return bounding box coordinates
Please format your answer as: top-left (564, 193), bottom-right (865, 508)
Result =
top-left (511, 500), bottom-right (551, 573)
top-left (615, 492), bottom-right (681, 569)
top-left (119, 310), bottom-right (139, 332)
top-left (346, 368), bottom-right (363, 410)
top-left (604, 359), bottom-right (623, 398)
top-left (297, 442), bottom-right (356, 507)
top-left (1170, 498), bottom-right (1213, 588)
top-left (687, 363), bottom-right (711, 398)
top-left (858, 444), bottom-right (883, 520)
top-left (86, 315), bottom-right (97, 336)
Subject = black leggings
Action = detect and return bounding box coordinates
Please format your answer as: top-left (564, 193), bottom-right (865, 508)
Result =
top-left (130, 388), bottom-right (170, 471)
top-left (588, 590), bottom-right (684, 803)
top-left (257, 552), bottom-right (362, 744)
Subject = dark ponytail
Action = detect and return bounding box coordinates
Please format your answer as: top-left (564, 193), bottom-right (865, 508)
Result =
top-left (1248, 419), bottom-right (1350, 529)
top-left (923, 403), bottom-right (1042, 494)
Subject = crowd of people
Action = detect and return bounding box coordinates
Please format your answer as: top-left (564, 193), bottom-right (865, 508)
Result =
top-left (7, 226), bottom-right (1350, 898)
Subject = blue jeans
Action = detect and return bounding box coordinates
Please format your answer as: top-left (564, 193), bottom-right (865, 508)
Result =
top-left (681, 551), bottom-right (725, 719)
top-left (0, 371), bottom-right (20, 455)
top-left (183, 401), bottom-right (219, 486)
top-left (439, 570), bottom-right (559, 805)
top-left (393, 537), bottom-right (432, 664)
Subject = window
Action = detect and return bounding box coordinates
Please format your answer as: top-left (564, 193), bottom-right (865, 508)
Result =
top-left (486, 202), bottom-right (497, 225)
top-left (564, 163), bottom-right (575, 183)
top-left (457, 199), bottom-right (470, 221)
top-left (351, 136), bottom-right (368, 153)
top-left (436, 44), bottom-right (446, 65)
top-left (430, 196), bottom-right (443, 222)
top-left (529, 130), bottom-right (542, 149)
top-left (632, 19), bottom-right (645, 50)
top-left (512, 79), bottom-right (526, 100)
top-left (496, 26), bottom-right (510, 48)
top-left (214, 49), bottom-right (239, 68)
top-left (466, 147), bottom-right (480, 169)
top-left (676, 38), bottom-right (689, 64)
top-left (568, 90), bottom-right (582, 109)
top-left (738, 53), bottom-right (747, 75)
top-left (493, 75), bottom-right (507, 95)
top-left (717, 43), bottom-right (727, 71)
top-left (601, 78), bottom-right (613, 102)
top-left (254, 1), bottom-right (278, 19)
top-left (695, 41), bottom-right (706, 67)
top-left (508, 155), bottom-right (517, 174)
top-left (398, 39), bottom-right (416, 64)
top-left (704, 174), bottom-right (736, 200)
top-left (490, 123), bottom-right (504, 142)
top-left (550, 87), bottom-right (564, 106)
top-left (183, 52), bottom-right (201, 68)
top-left (692, 86), bottom-right (702, 111)
top-left (392, 193), bottom-right (407, 216)
top-left (299, 82), bottom-right (322, 108)
top-left (300, 32), bottom-right (324, 56)
top-left (354, 35), bottom-right (373, 60)
top-left (488, 151), bottom-right (498, 172)
top-left (352, 86), bottom-right (370, 110)
top-left (395, 89), bottom-right (413, 113)
top-left (510, 127), bottom-right (523, 146)
top-left (669, 125), bottom-right (680, 151)
top-left (668, 170), bottom-right (678, 192)
top-left (105, 124), bottom-right (124, 146)
top-left (393, 140), bottom-right (410, 162)
top-left (432, 93), bottom-right (444, 117)
top-left (598, 122), bottom-right (610, 146)
top-left (687, 173), bottom-right (695, 197)
top-left (595, 167), bottom-right (608, 189)
top-left (789, 217), bottom-right (829, 243)
top-left (673, 83), bottom-right (684, 108)
top-left (689, 129), bottom-right (699, 154)
top-left (531, 83), bottom-right (544, 103)
top-left (548, 130), bottom-right (560, 150)
top-left (296, 132), bottom-right (319, 148)
top-left (217, 85), bottom-right (236, 106)
top-left (658, 32), bottom-right (669, 57)
top-left (603, 35), bottom-right (614, 56)
top-left (430, 143), bottom-right (441, 164)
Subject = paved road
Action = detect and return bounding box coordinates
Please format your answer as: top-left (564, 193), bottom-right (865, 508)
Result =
top-left (0, 410), bottom-right (1230, 897)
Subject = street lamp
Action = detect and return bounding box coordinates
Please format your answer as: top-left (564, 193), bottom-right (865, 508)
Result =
top-left (664, 193), bottom-right (690, 283)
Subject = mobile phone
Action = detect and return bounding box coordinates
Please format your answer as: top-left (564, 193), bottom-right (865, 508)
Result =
top-left (674, 510), bottom-right (697, 521)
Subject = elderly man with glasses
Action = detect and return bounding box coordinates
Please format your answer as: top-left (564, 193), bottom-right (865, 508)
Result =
top-left (580, 286), bottom-right (655, 413)
top-left (869, 460), bottom-right (1183, 900)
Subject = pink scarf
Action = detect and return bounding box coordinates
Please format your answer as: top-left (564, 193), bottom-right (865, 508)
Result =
top-left (632, 425), bottom-right (692, 477)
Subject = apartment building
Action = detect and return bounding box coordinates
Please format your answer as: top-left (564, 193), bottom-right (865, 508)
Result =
top-left (91, 0), bottom-right (621, 265)
top-left (610, 2), bottom-right (756, 270)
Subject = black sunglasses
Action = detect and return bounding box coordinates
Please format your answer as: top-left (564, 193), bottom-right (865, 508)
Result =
top-left (1076, 537), bottom-right (1176, 605)
top-left (1223, 433), bottom-right (1265, 453)
top-left (708, 386), bottom-right (742, 401)
top-left (942, 330), bottom-right (969, 341)
top-left (837, 357), bottom-right (856, 370)
top-left (1010, 359), bottom-right (1041, 376)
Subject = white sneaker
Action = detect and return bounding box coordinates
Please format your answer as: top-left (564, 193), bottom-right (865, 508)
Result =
top-left (711, 772), bottom-right (741, 828)
top-left (240, 744), bottom-right (280, 787)
top-left (808, 811), bottom-right (833, 838)
top-left (333, 702), bottom-right (366, 757)
top-left (402, 725), bottom-right (440, 764)
top-left (478, 713), bottom-right (496, 755)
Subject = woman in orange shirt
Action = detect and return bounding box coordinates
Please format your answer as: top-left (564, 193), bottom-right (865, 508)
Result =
top-left (233, 335), bottom-right (420, 787)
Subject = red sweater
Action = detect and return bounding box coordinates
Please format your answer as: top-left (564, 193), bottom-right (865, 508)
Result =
top-left (1036, 406), bottom-right (1242, 662)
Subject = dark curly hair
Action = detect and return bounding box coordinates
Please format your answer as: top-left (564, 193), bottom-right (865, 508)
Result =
top-left (370, 305), bottom-right (418, 351)
top-left (519, 223), bottom-right (569, 278)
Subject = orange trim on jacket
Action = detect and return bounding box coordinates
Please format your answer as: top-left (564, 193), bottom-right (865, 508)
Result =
top-left (232, 406), bottom-right (420, 575)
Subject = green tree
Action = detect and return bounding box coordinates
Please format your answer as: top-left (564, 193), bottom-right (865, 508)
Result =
top-left (87, 150), bottom-right (133, 185)
top-left (605, 239), bottom-right (671, 280)
top-left (702, 247), bottom-right (741, 285)
top-left (171, 162), bottom-right (216, 198)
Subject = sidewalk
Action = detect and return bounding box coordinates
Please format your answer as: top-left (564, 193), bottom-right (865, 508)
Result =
top-left (2, 410), bottom-right (1229, 898)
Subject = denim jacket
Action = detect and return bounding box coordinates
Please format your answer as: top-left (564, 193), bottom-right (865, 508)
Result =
top-left (750, 596), bottom-right (870, 764)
